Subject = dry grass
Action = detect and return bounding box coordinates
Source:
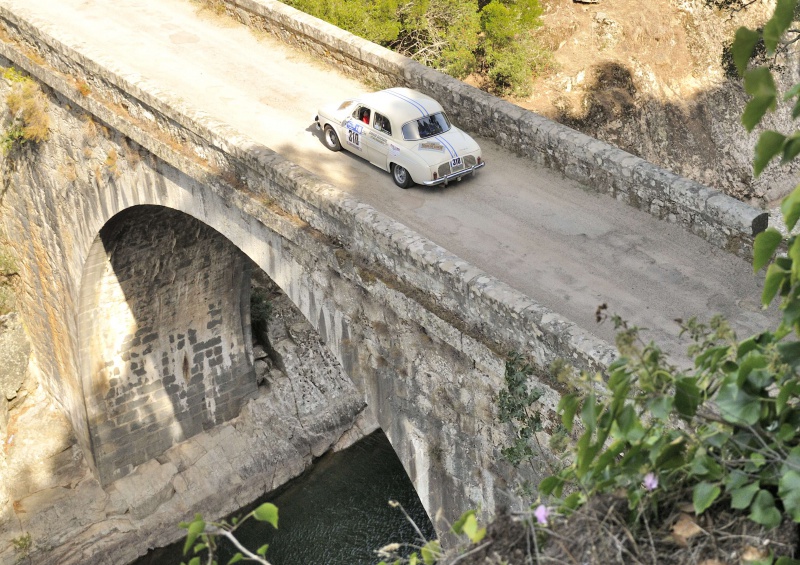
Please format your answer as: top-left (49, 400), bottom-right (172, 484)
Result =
top-left (3, 74), bottom-right (50, 151)
top-left (447, 495), bottom-right (798, 565)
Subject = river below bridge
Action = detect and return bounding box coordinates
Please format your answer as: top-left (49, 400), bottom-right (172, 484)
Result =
top-left (132, 430), bottom-right (435, 565)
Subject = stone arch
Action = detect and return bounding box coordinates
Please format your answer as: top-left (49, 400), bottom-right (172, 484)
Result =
top-left (77, 205), bottom-right (257, 484)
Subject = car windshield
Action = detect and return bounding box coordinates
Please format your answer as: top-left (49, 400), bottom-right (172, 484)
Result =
top-left (402, 112), bottom-right (451, 141)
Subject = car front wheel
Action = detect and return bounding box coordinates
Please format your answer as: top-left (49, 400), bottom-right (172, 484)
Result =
top-left (323, 125), bottom-right (341, 151)
top-left (391, 164), bottom-right (412, 189)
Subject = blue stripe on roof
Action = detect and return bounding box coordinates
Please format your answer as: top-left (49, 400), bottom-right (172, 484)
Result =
top-left (385, 89), bottom-right (428, 116)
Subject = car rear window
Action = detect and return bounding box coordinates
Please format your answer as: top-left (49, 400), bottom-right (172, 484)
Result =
top-left (402, 112), bottom-right (451, 141)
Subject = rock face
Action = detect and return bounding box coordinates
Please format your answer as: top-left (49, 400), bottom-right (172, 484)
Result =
top-left (0, 281), bottom-right (370, 565)
top-left (0, 313), bottom-right (29, 437)
top-left (532, 0), bottom-right (800, 206)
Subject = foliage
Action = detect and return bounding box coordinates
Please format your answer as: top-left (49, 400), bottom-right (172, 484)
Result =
top-left (11, 533), bottom-right (32, 556)
top-left (281, 0), bottom-right (548, 95)
top-left (533, 3), bottom-right (800, 554)
top-left (1, 67), bottom-right (50, 153)
top-left (496, 352), bottom-right (544, 467)
top-left (179, 502), bottom-right (279, 565)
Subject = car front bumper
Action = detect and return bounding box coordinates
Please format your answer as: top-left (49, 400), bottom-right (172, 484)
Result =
top-left (422, 161), bottom-right (486, 186)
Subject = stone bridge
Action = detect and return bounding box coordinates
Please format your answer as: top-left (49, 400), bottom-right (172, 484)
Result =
top-left (0, 0), bottom-right (770, 562)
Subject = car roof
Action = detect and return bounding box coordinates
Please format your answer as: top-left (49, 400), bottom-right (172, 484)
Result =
top-left (357, 87), bottom-right (445, 124)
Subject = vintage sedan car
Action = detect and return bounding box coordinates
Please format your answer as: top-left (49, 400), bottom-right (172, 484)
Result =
top-left (314, 87), bottom-right (485, 188)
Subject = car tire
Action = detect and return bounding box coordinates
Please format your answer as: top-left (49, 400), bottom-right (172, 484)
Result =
top-left (391, 164), bottom-right (413, 189)
top-left (323, 125), bottom-right (341, 152)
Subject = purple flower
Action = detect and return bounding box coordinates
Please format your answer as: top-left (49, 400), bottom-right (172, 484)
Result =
top-left (534, 504), bottom-right (550, 525)
top-left (643, 472), bottom-right (659, 491)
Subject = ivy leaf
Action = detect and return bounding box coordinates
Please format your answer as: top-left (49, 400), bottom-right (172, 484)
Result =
top-left (693, 481), bottom-right (721, 514)
top-left (256, 545), bottom-right (269, 557)
top-left (754, 131), bottom-right (786, 176)
top-left (749, 490), bottom-right (782, 528)
top-left (731, 26), bottom-right (761, 75)
top-left (227, 554), bottom-right (244, 565)
top-left (742, 68), bottom-right (778, 131)
top-left (730, 482), bottom-right (760, 510)
top-left (779, 470), bottom-right (800, 521)
top-left (763, 0), bottom-right (798, 53)
top-left (252, 503), bottom-right (279, 529)
top-left (716, 382), bottom-right (760, 425)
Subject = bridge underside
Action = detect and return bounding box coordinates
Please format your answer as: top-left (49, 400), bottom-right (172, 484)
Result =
top-left (78, 205), bottom-right (257, 484)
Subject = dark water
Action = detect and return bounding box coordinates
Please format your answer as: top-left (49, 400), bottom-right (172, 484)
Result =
top-left (133, 431), bottom-right (435, 565)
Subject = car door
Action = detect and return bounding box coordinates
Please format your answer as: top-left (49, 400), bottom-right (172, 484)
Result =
top-left (341, 105), bottom-right (370, 156)
top-left (365, 111), bottom-right (393, 170)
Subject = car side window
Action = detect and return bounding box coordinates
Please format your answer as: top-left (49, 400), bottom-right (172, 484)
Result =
top-left (373, 113), bottom-right (392, 136)
top-left (353, 106), bottom-right (371, 125)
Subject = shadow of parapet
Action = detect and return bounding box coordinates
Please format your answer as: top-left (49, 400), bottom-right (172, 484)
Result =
top-left (197, 0), bottom-right (767, 259)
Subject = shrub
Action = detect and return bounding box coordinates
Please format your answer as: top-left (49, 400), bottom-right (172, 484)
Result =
top-left (2, 68), bottom-right (50, 153)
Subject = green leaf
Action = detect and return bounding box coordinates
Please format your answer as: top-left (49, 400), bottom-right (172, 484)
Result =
top-left (731, 26), bottom-right (761, 75)
top-left (451, 510), bottom-right (476, 535)
top-left (252, 503), bottom-right (279, 529)
top-left (460, 513), bottom-right (486, 544)
top-left (779, 470), bottom-right (800, 521)
top-left (763, 0), bottom-right (798, 53)
top-left (558, 393), bottom-right (580, 433)
top-left (580, 393), bottom-right (598, 433)
top-left (753, 228), bottom-right (783, 272)
top-left (421, 540), bottom-right (441, 565)
top-left (538, 475), bottom-right (563, 496)
top-left (674, 377), bottom-right (701, 419)
top-left (257, 545), bottom-right (269, 557)
top-left (776, 558), bottom-right (800, 565)
top-left (762, 263), bottom-right (789, 306)
top-left (782, 184), bottom-right (800, 230)
top-left (754, 130), bottom-right (786, 176)
top-left (227, 554), bottom-right (244, 565)
top-left (183, 518), bottom-right (206, 556)
top-left (188, 558), bottom-right (201, 565)
top-left (715, 382), bottom-right (760, 425)
top-left (742, 68), bottom-right (778, 131)
top-left (749, 490), bottom-right (782, 528)
top-left (409, 553), bottom-right (418, 565)
top-left (730, 482), bottom-right (760, 509)
top-left (783, 133), bottom-right (800, 164)
top-left (693, 481), bottom-right (721, 514)
top-left (646, 396), bottom-right (673, 420)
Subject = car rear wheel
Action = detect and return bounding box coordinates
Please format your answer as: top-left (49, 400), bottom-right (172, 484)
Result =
top-left (323, 125), bottom-right (341, 151)
top-left (391, 164), bottom-right (412, 189)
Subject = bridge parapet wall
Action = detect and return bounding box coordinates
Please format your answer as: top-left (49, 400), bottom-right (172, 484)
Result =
top-left (217, 0), bottom-right (767, 259)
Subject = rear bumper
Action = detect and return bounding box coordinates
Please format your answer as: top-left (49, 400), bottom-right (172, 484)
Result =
top-left (422, 161), bottom-right (486, 186)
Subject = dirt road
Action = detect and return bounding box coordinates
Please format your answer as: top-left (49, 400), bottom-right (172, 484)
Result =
top-left (2, 0), bottom-right (776, 362)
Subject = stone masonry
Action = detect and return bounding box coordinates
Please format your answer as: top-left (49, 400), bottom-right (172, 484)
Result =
top-left (79, 206), bottom-right (257, 485)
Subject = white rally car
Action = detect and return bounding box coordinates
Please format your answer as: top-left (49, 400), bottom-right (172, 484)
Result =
top-left (314, 87), bottom-right (485, 188)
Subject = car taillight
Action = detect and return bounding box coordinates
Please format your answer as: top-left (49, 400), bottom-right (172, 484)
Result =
top-left (477, 156), bottom-right (482, 164)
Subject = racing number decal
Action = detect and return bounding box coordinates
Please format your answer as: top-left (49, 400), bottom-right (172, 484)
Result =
top-left (347, 129), bottom-right (362, 150)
